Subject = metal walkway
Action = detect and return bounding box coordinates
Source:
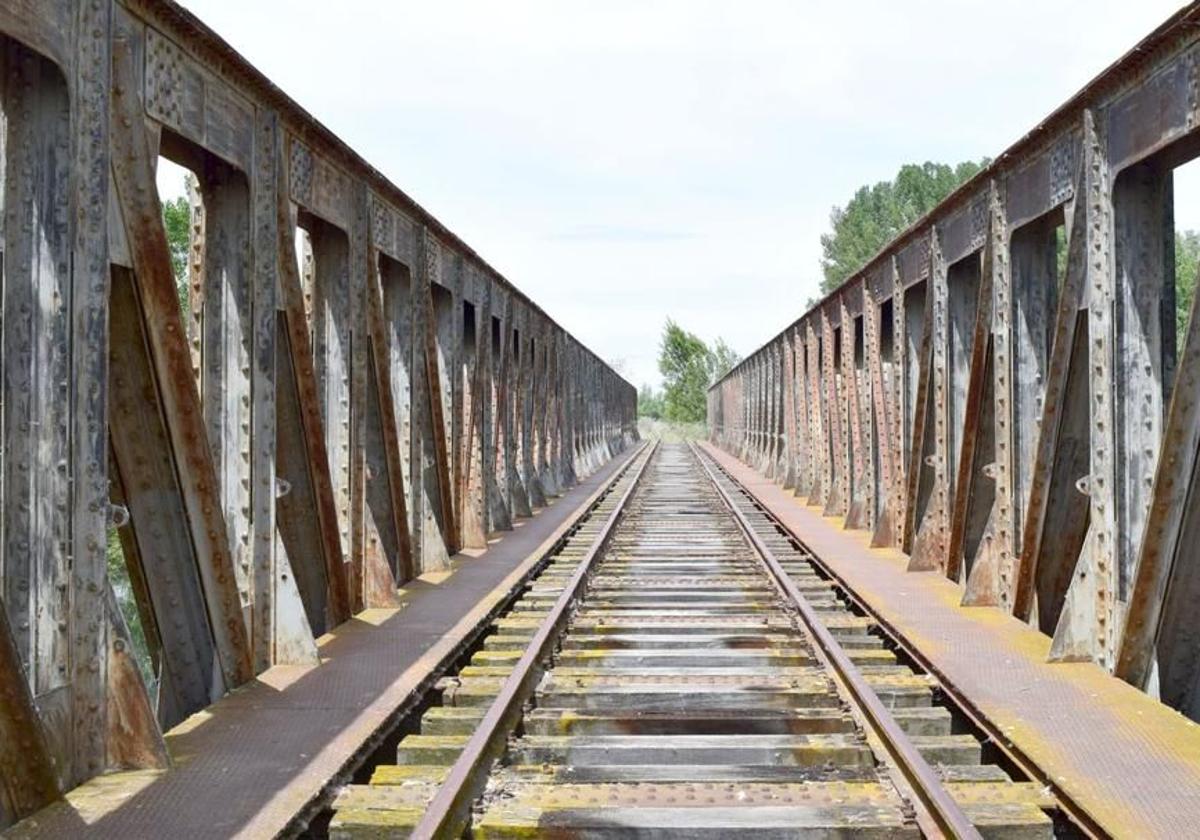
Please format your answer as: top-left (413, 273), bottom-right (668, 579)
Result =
top-left (4, 450), bottom-right (638, 840)
top-left (702, 441), bottom-right (1200, 838)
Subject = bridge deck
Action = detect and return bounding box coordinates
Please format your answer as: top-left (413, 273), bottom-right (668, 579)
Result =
top-left (5, 449), bottom-right (637, 840)
top-left (701, 442), bottom-right (1200, 839)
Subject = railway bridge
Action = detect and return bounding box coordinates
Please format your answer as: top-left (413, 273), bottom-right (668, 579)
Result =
top-left (2, 1), bottom-right (1200, 838)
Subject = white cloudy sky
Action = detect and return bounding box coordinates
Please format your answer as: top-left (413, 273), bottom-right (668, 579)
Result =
top-left (169, 0), bottom-right (1195, 388)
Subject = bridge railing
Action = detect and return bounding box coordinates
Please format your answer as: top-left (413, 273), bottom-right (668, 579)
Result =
top-left (0, 0), bottom-right (636, 823)
top-left (709, 2), bottom-right (1200, 724)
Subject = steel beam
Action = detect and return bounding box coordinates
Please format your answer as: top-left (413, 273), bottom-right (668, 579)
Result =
top-left (709, 7), bottom-right (1200, 721)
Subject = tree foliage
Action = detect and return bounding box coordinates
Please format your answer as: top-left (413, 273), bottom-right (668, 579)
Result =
top-left (637, 384), bottom-right (664, 419)
top-left (819, 160), bottom-right (989, 294)
top-left (162, 192), bottom-right (192, 319)
top-left (659, 321), bottom-right (710, 422)
top-left (656, 319), bottom-right (741, 423)
top-left (1177, 230), bottom-right (1200, 351)
top-left (709, 338), bottom-right (740, 383)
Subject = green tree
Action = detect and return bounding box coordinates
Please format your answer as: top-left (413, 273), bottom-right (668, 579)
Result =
top-left (708, 338), bottom-right (740, 383)
top-left (657, 320), bottom-right (741, 423)
top-left (1177, 230), bottom-right (1200, 351)
top-left (659, 320), bottom-right (710, 422)
top-left (819, 159), bottom-right (989, 294)
top-left (637, 384), bottom-right (664, 419)
top-left (162, 192), bottom-right (192, 319)
top-left (106, 529), bottom-right (156, 693)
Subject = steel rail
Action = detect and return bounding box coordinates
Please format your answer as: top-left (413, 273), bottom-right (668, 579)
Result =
top-left (410, 439), bottom-right (657, 840)
top-left (690, 442), bottom-right (982, 840)
top-left (697, 445), bottom-right (1104, 840)
top-left (280, 444), bottom-right (649, 838)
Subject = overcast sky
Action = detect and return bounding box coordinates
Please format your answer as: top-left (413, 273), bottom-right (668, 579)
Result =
top-left (169, 0), bottom-right (1194, 388)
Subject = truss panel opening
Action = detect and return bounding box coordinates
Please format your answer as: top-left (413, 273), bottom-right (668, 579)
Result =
top-left (459, 298), bottom-right (486, 548)
top-left (873, 297), bottom-right (897, 532)
top-left (902, 279), bottom-right (927, 464)
top-left (297, 211), bottom-right (352, 560)
top-left (158, 131), bottom-right (254, 608)
top-left (381, 255), bottom-right (414, 513)
top-left (947, 251), bottom-right (982, 488)
top-left (1010, 207), bottom-right (1065, 550)
top-left (1128, 143), bottom-right (1200, 714)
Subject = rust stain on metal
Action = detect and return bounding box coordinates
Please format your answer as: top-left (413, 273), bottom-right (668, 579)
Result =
top-left (109, 35), bottom-right (254, 685)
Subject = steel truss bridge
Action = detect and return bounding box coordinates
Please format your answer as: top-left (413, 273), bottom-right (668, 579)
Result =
top-left (3, 2), bottom-right (1200, 838)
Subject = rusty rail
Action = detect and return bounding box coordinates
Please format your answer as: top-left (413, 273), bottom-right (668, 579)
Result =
top-left (409, 439), bottom-right (656, 839)
top-left (698, 446), bottom-right (1106, 839)
top-left (691, 442), bottom-right (983, 840)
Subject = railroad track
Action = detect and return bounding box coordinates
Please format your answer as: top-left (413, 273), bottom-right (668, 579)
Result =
top-left (329, 442), bottom-right (1062, 838)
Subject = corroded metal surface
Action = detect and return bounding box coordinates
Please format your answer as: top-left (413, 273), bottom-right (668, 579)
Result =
top-left (4, 448), bottom-right (639, 839)
top-left (0, 0), bottom-right (635, 827)
top-left (708, 3), bottom-right (1200, 724)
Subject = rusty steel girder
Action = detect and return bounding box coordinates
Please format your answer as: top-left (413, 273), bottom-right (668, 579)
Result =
top-left (0, 0), bottom-right (636, 826)
top-left (709, 4), bottom-right (1200, 724)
